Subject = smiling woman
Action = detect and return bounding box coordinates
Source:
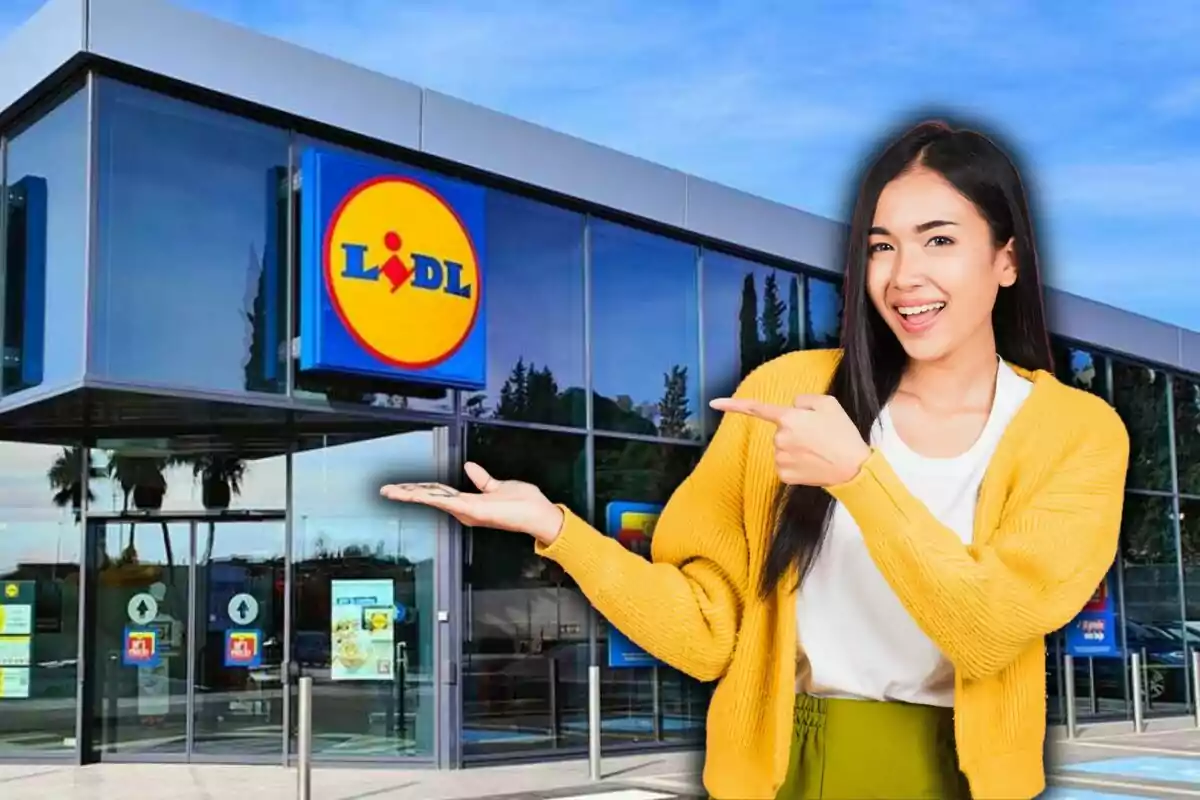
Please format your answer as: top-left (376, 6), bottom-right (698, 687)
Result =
top-left (381, 119), bottom-right (1130, 800)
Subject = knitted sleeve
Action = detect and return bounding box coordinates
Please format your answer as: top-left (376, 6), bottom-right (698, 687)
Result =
top-left (532, 375), bottom-right (760, 682)
top-left (828, 395), bottom-right (1129, 681)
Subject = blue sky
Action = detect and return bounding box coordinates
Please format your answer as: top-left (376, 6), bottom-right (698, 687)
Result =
top-left (3, 0), bottom-right (1198, 331)
top-left (80, 0), bottom-right (1200, 333)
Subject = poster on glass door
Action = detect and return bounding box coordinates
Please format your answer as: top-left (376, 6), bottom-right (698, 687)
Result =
top-left (330, 579), bottom-right (395, 681)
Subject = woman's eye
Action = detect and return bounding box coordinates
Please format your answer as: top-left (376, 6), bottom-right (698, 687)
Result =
top-left (869, 242), bottom-right (892, 253)
top-left (928, 236), bottom-right (954, 246)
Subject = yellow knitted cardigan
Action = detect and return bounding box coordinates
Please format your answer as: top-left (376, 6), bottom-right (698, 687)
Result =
top-left (535, 348), bottom-right (1129, 799)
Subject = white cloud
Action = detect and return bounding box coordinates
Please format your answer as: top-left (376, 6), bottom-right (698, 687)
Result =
top-left (1045, 158), bottom-right (1200, 218)
top-left (1152, 77), bottom-right (1200, 118)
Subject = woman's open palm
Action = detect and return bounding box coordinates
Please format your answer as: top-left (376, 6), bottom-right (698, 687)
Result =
top-left (380, 462), bottom-right (564, 544)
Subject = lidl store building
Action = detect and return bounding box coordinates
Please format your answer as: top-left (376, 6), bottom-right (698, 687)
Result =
top-left (1, 0), bottom-right (1199, 770)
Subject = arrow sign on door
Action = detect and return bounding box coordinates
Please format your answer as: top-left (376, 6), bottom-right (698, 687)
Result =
top-left (127, 593), bottom-right (159, 626)
top-left (227, 593), bottom-right (259, 626)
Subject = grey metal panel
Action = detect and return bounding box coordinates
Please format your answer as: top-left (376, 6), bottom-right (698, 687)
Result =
top-left (685, 175), bottom-right (847, 272)
top-left (1181, 330), bottom-right (1200, 375)
top-left (0, 0), bottom-right (84, 118)
top-left (85, 0), bottom-right (422, 149)
top-left (421, 89), bottom-right (687, 227)
top-left (1045, 288), bottom-right (1183, 368)
top-left (1, 0), bottom-right (1179, 376)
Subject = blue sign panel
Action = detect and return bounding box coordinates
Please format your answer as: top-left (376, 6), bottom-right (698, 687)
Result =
top-left (298, 146), bottom-right (487, 390)
top-left (605, 501), bottom-right (663, 669)
top-left (1064, 574), bottom-right (1122, 659)
top-left (5, 176), bottom-right (47, 390)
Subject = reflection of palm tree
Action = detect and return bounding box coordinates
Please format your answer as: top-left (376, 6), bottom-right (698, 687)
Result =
top-left (190, 455), bottom-right (246, 563)
top-left (47, 446), bottom-right (102, 523)
top-left (106, 453), bottom-right (173, 570)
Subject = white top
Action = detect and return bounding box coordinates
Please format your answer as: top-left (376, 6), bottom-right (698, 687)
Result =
top-left (795, 358), bottom-right (1033, 706)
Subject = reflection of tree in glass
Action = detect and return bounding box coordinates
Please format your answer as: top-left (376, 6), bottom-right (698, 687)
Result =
top-left (787, 276), bottom-right (802, 353)
top-left (658, 366), bottom-right (691, 440)
top-left (805, 276), bottom-right (843, 349)
top-left (480, 356), bottom-right (697, 439)
top-left (465, 425), bottom-right (585, 590)
top-left (1120, 494), bottom-right (1180, 624)
top-left (1112, 362), bottom-right (1172, 492)
top-left (189, 455), bottom-right (247, 563)
top-left (464, 357), bottom-right (584, 427)
top-left (47, 446), bottom-right (102, 523)
top-left (243, 167), bottom-right (289, 394)
top-left (735, 270), bottom-right (806, 382)
top-left (760, 273), bottom-right (787, 363)
top-left (106, 453), bottom-right (173, 569)
top-left (739, 274), bottom-right (760, 377)
top-left (1121, 495), bottom-right (1170, 565)
top-left (594, 439), bottom-right (700, 520)
top-left (1179, 500), bottom-right (1200, 569)
top-left (1174, 378), bottom-right (1200, 497)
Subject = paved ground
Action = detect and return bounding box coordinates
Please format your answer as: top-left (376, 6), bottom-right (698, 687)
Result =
top-left (0, 750), bottom-right (706, 800)
top-left (11, 718), bottom-right (1200, 799)
top-left (1045, 716), bottom-right (1200, 798)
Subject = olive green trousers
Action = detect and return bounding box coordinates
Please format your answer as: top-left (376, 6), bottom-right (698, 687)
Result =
top-left (717, 694), bottom-right (972, 799)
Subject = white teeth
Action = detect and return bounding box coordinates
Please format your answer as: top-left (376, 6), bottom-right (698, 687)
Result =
top-left (897, 302), bottom-right (946, 316)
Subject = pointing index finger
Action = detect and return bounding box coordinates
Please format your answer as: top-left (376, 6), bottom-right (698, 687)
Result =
top-left (708, 397), bottom-right (789, 424)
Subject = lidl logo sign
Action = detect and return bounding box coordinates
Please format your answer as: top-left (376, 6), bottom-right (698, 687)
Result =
top-left (299, 148), bottom-right (486, 388)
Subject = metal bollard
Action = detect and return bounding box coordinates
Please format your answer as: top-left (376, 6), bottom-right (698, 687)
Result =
top-left (588, 665), bottom-right (602, 781)
top-left (1193, 650), bottom-right (1200, 729)
top-left (1063, 654), bottom-right (1077, 740)
top-left (297, 676), bottom-right (313, 800)
top-left (1130, 652), bottom-right (1144, 733)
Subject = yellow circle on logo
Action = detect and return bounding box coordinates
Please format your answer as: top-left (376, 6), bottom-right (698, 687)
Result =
top-left (3, 584), bottom-right (16, 599)
top-left (325, 176), bottom-right (481, 369)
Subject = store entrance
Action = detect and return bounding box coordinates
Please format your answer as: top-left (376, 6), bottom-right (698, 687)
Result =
top-left (84, 512), bottom-right (286, 762)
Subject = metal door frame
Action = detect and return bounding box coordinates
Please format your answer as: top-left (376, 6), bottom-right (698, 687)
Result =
top-left (84, 510), bottom-right (287, 764)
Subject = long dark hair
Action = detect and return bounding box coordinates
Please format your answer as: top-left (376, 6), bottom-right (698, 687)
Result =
top-left (759, 117), bottom-right (1054, 600)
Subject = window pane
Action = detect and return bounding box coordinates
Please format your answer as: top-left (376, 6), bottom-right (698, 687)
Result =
top-left (591, 221), bottom-right (699, 439)
top-left (462, 425), bottom-right (587, 756)
top-left (0, 441), bottom-right (82, 755)
top-left (461, 192), bottom-right (585, 426)
top-left (2, 90), bottom-right (88, 397)
top-left (593, 436), bottom-right (707, 747)
top-left (90, 80), bottom-right (290, 395)
top-left (702, 251), bottom-right (803, 436)
top-left (1112, 361), bottom-right (1173, 492)
top-left (1058, 562), bottom-right (1129, 723)
top-left (1051, 341), bottom-right (1109, 399)
top-left (1175, 377), bottom-right (1200, 497)
top-left (1180, 497), bottom-right (1200, 616)
top-left (1120, 493), bottom-right (1187, 715)
top-left (805, 275), bottom-right (842, 349)
top-left (90, 440), bottom-right (287, 516)
top-left (292, 428), bottom-right (443, 758)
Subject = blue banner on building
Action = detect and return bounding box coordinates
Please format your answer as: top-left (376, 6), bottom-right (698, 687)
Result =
top-left (605, 501), bottom-right (663, 669)
top-left (1064, 574), bottom-right (1122, 659)
top-left (298, 146), bottom-right (487, 390)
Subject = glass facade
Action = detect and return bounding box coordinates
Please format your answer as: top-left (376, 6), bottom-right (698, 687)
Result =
top-left (0, 66), bottom-right (1198, 771)
top-left (2, 86), bottom-right (88, 397)
top-left (89, 81), bottom-right (291, 396)
top-left (1044, 342), bottom-right (1200, 725)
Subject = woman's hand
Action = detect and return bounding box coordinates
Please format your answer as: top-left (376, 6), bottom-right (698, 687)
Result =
top-left (380, 462), bottom-right (565, 545)
top-left (709, 393), bottom-right (871, 487)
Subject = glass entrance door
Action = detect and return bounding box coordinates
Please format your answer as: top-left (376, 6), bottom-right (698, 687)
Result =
top-left (86, 513), bottom-right (286, 761)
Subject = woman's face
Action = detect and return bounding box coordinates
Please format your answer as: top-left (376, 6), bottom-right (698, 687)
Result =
top-left (866, 165), bottom-right (1016, 364)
